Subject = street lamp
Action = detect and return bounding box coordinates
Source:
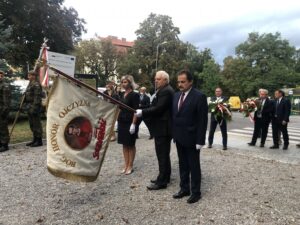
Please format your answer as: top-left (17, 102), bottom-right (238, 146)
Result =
top-left (155, 41), bottom-right (168, 72)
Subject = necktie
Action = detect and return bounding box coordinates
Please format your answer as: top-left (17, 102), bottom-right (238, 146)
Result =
top-left (179, 92), bottom-right (185, 110)
top-left (275, 99), bottom-right (280, 116)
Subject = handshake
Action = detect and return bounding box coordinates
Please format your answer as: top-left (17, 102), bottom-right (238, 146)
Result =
top-left (129, 109), bottom-right (143, 134)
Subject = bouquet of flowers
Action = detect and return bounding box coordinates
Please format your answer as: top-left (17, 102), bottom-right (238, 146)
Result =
top-left (239, 98), bottom-right (261, 117)
top-left (208, 99), bottom-right (232, 121)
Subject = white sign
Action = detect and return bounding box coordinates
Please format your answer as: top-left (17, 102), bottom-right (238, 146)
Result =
top-left (288, 90), bottom-right (294, 95)
top-left (48, 51), bottom-right (76, 77)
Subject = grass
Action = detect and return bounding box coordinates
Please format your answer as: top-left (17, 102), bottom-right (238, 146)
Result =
top-left (9, 119), bottom-right (46, 144)
top-left (78, 78), bottom-right (97, 88)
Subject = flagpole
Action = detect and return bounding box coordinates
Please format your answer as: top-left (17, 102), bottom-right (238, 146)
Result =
top-left (10, 38), bottom-right (49, 138)
top-left (49, 66), bottom-right (136, 113)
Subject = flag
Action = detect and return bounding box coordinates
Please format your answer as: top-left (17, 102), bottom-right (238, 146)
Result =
top-left (46, 76), bottom-right (119, 182)
top-left (39, 46), bottom-right (49, 87)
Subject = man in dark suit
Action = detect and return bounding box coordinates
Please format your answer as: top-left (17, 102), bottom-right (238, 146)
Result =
top-left (208, 87), bottom-right (228, 150)
top-left (172, 70), bottom-right (208, 204)
top-left (136, 87), bottom-right (152, 139)
top-left (135, 71), bottom-right (174, 190)
top-left (248, 89), bottom-right (274, 147)
top-left (270, 90), bottom-right (291, 150)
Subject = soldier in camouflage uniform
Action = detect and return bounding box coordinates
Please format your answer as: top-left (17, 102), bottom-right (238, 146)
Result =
top-left (0, 70), bottom-right (11, 152)
top-left (24, 70), bottom-right (43, 147)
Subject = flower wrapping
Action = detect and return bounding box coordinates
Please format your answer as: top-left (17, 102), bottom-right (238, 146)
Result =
top-left (239, 98), bottom-right (262, 117)
top-left (208, 99), bottom-right (232, 121)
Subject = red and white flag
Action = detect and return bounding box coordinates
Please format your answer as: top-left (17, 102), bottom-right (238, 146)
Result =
top-left (46, 76), bottom-right (119, 182)
top-left (39, 46), bottom-right (49, 87)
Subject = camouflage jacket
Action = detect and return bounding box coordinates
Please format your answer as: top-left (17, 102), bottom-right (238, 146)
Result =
top-left (0, 79), bottom-right (11, 115)
top-left (24, 80), bottom-right (42, 114)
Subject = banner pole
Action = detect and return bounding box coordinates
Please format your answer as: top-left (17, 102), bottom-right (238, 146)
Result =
top-left (48, 66), bottom-right (136, 113)
top-left (9, 38), bottom-right (48, 138)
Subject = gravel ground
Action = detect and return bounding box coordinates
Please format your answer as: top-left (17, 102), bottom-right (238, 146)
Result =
top-left (0, 135), bottom-right (299, 225)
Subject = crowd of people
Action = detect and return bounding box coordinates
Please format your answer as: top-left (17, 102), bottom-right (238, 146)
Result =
top-left (247, 89), bottom-right (291, 150)
top-left (206, 87), bottom-right (296, 150)
top-left (102, 70), bottom-right (299, 204)
top-left (0, 69), bottom-right (299, 204)
top-left (114, 70), bottom-right (207, 204)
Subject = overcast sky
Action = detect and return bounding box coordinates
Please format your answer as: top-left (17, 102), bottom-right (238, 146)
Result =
top-left (64, 0), bottom-right (300, 63)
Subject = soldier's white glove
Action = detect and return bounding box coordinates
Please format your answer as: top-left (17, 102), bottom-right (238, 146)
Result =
top-left (135, 109), bottom-right (143, 118)
top-left (196, 144), bottom-right (203, 150)
top-left (129, 124), bottom-right (136, 134)
top-left (282, 120), bottom-right (287, 125)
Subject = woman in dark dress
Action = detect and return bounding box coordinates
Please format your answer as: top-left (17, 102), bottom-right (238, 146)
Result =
top-left (118, 75), bottom-right (139, 175)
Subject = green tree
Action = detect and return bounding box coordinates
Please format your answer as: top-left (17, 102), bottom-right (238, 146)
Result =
top-left (0, 0), bottom-right (86, 70)
top-left (0, 19), bottom-right (14, 60)
top-left (197, 59), bottom-right (221, 96)
top-left (222, 32), bottom-right (300, 99)
top-left (221, 56), bottom-right (254, 99)
top-left (74, 38), bottom-right (120, 86)
top-left (125, 13), bottom-right (188, 89)
top-left (184, 47), bottom-right (213, 89)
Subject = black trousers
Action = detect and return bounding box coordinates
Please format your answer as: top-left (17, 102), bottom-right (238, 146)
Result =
top-left (28, 112), bottom-right (43, 138)
top-left (208, 119), bottom-right (227, 146)
top-left (154, 136), bottom-right (171, 185)
top-left (0, 115), bottom-right (9, 144)
top-left (176, 142), bottom-right (201, 195)
top-left (272, 119), bottom-right (289, 146)
top-left (251, 118), bottom-right (270, 144)
top-left (136, 118), bottom-right (152, 137)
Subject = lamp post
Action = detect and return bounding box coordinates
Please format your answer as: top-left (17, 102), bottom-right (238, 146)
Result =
top-left (155, 41), bottom-right (168, 72)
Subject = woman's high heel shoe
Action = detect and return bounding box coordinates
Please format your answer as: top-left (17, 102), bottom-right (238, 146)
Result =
top-left (125, 168), bottom-right (134, 175)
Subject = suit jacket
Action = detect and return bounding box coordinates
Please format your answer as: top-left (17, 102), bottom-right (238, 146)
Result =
top-left (210, 96), bottom-right (228, 122)
top-left (142, 84), bottom-right (174, 137)
top-left (274, 97), bottom-right (290, 122)
top-left (139, 94), bottom-right (150, 109)
top-left (254, 98), bottom-right (274, 122)
top-left (118, 91), bottom-right (140, 123)
top-left (173, 88), bottom-right (208, 147)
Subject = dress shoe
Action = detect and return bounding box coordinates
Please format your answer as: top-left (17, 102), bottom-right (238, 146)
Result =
top-left (296, 144), bottom-right (300, 148)
top-left (187, 194), bottom-right (201, 204)
top-left (207, 144), bottom-right (212, 148)
top-left (248, 142), bottom-right (255, 146)
top-left (31, 138), bottom-right (43, 147)
top-left (259, 143), bottom-right (264, 148)
top-left (151, 178), bottom-right (170, 184)
top-left (282, 145), bottom-right (288, 150)
top-left (223, 146), bottom-right (227, 150)
top-left (148, 136), bottom-right (153, 140)
top-left (26, 138), bottom-right (36, 146)
top-left (173, 190), bottom-right (190, 199)
top-left (0, 143), bottom-right (9, 152)
top-left (147, 183), bottom-right (167, 190)
top-left (269, 145), bottom-right (279, 149)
